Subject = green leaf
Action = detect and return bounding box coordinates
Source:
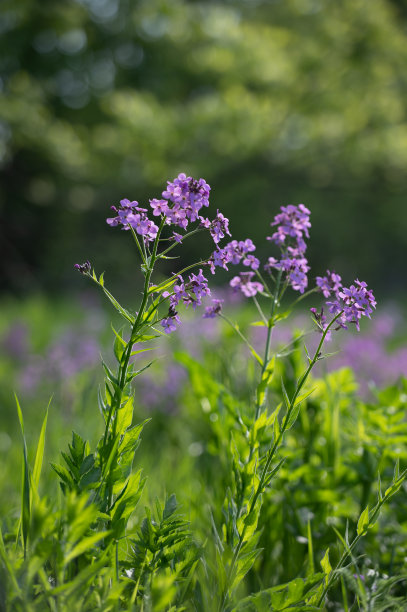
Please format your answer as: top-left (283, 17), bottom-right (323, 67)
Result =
top-left (116, 396), bottom-right (134, 433)
top-left (281, 378), bottom-right (290, 411)
top-left (163, 494), bottom-right (178, 520)
top-left (79, 454), bottom-right (95, 476)
top-left (102, 360), bottom-right (119, 387)
top-left (256, 357), bottom-right (275, 407)
top-left (320, 549), bottom-right (332, 585)
top-left (118, 421), bottom-right (149, 462)
top-left (51, 557), bottom-right (108, 596)
top-left (126, 360), bottom-right (155, 383)
top-left (112, 325), bottom-right (127, 364)
top-left (32, 399), bottom-right (50, 493)
top-left (15, 395), bottom-right (30, 556)
top-left (231, 548), bottom-right (262, 591)
top-left (80, 466), bottom-right (101, 488)
top-left (51, 462), bottom-right (74, 489)
top-left (130, 347), bottom-right (156, 357)
top-left (64, 531), bottom-right (111, 565)
top-left (357, 504), bottom-right (369, 536)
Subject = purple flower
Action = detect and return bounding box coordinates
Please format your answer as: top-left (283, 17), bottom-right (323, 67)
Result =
top-left (107, 200), bottom-right (158, 241)
top-left (161, 174), bottom-right (211, 227)
top-left (150, 198), bottom-right (170, 216)
top-left (161, 313), bottom-right (181, 334)
top-left (268, 203), bottom-right (311, 253)
top-left (243, 254), bottom-right (260, 270)
top-left (200, 210), bottom-right (231, 244)
top-left (208, 238), bottom-right (259, 273)
top-left (266, 254), bottom-right (309, 293)
top-left (186, 269), bottom-right (211, 304)
top-left (74, 260), bottom-right (91, 275)
top-left (230, 272), bottom-right (263, 298)
top-left (203, 299), bottom-right (224, 319)
top-left (310, 307), bottom-right (331, 340)
top-left (172, 232), bottom-right (183, 243)
top-left (316, 270), bottom-right (342, 298)
top-left (323, 279), bottom-right (376, 332)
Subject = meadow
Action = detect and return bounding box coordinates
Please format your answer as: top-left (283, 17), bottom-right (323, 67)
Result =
top-left (1, 174), bottom-right (407, 611)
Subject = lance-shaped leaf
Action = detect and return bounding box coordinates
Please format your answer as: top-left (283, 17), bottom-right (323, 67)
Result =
top-left (32, 399), bottom-right (51, 494)
top-left (64, 531), bottom-right (111, 565)
top-left (15, 395), bottom-right (30, 556)
top-left (256, 357), bottom-right (275, 407)
top-left (357, 504), bottom-right (369, 536)
top-left (112, 325), bottom-right (128, 364)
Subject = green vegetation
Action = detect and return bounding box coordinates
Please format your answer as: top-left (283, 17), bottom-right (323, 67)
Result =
top-left (1, 0), bottom-right (407, 294)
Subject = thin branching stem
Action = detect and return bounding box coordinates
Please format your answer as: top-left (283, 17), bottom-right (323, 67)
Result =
top-left (219, 312), bottom-right (341, 612)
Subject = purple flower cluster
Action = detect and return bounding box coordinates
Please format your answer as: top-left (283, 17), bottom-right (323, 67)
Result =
top-left (230, 272), bottom-right (263, 298)
top-left (203, 298), bottom-right (224, 319)
top-left (150, 173), bottom-right (211, 230)
top-left (107, 199), bottom-right (159, 241)
top-left (265, 248), bottom-right (310, 294)
top-left (199, 210), bottom-right (231, 244)
top-left (74, 260), bottom-right (91, 275)
top-left (316, 270), bottom-right (342, 298)
top-left (161, 269), bottom-right (211, 333)
top-left (268, 204), bottom-right (311, 252)
top-left (316, 272), bottom-right (376, 332)
top-left (208, 239), bottom-right (259, 274)
top-left (266, 204), bottom-right (311, 294)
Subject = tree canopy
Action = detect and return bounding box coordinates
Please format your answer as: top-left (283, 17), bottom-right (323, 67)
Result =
top-left (1, 0), bottom-right (406, 295)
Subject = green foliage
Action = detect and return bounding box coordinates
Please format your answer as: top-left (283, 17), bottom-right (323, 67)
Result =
top-left (2, 192), bottom-right (407, 612)
top-left (2, 0), bottom-right (407, 292)
top-left (127, 494), bottom-right (200, 609)
top-left (233, 574), bottom-right (325, 611)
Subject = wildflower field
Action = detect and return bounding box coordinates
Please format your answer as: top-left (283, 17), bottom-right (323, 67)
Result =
top-left (1, 173), bottom-right (407, 611)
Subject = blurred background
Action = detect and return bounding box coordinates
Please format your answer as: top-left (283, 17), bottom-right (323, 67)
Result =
top-left (1, 0), bottom-right (407, 297)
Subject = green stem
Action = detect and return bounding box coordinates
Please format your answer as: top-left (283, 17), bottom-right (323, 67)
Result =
top-left (158, 227), bottom-right (205, 258)
top-left (219, 314), bottom-right (262, 364)
top-left (254, 268), bottom-right (283, 422)
top-left (252, 295), bottom-right (268, 325)
top-left (102, 219), bottom-right (167, 507)
top-left (220, 312), bottom-right (341, 612)
top-left (316, 466), bottom-right (407, 606)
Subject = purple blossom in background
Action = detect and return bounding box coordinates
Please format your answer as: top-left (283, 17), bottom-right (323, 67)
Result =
top-left (17, 327), bottom-right (100, 396)
top-left (323, 310), bottom-right (407, 399)
top-left (230, 272), bottom-right (263, 297)
top-left (2, 322), bottom-right (29, 360)
top-left (137, 364), bottom-right (187, 414)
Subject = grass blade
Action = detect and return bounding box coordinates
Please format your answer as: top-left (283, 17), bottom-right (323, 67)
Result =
top-left (15, 395), bottom-right (30, 558)
top-left (32, 398), bottom-right (51, 493)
